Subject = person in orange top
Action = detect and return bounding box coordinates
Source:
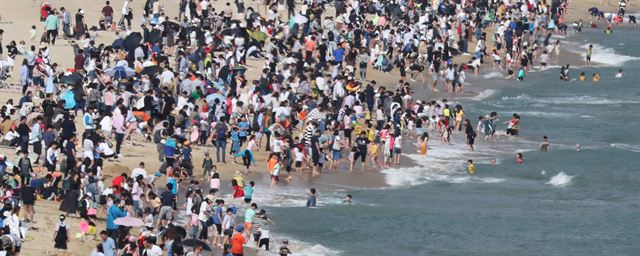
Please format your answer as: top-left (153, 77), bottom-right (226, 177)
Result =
top-left (304, 35), bottom-right (316, 62)
top-left (266, 153), bottom-right (278, 175)
top-left (230, 226), bottom-right (247, 255)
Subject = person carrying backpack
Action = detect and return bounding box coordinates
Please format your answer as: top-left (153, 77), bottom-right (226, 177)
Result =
top-left (213, 117), bottom-right (229, 163)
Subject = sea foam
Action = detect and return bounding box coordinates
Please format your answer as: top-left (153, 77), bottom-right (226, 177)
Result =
top-left (610, 143), bottom-right (640, 153)
top-left (500, 94), bottom-right (640, 105)
top-left (546, 172), bottom-right (574, 187)
top-left (567, 42), bottom-right (639, 67)
top-left (381, 143), bottom-right (506, 187)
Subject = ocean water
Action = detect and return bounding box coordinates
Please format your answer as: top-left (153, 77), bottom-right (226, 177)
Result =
top-left (264, 28), bottom-right (640, 255)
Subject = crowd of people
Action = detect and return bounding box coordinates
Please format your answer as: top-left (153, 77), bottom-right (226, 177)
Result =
top-left (0, 0), bottom-right (623, 255)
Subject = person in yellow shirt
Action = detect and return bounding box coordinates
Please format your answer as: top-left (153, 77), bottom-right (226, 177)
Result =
top-left (467, 159), bottom-right (475, 174)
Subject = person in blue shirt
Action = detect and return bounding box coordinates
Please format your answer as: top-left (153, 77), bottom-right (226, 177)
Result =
top-left (106, 199), bottom-right (127, 239)
top-left (306, 188), bottom-right (317, 207)
top-left (100, 230), bottom-right (117, 256)
top-left (230, 127), bottom-right (240, 163)
top-left (164, 137), bottom-right (177, 166)
top-left (243, 181), bottom-right (255, 203)
top-left (181, 142), bottom-right (193, 175)
top-left (212, 199), bottom-right (225, 247)
top-left (167, 174), bottom-right (178, 195)
top-left (333, 46), bottom-right (345, 64)
top-left (238, 116), bottom-right (250, 145)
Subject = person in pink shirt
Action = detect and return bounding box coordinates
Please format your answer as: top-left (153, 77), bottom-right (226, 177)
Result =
top-left (112, 105), bottom-right (126, 158)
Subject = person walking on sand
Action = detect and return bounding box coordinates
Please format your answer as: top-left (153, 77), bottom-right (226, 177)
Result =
top-left (53, 215), bottom-right (70, 255)
top-left (44, 10), bottom-right (58, 45)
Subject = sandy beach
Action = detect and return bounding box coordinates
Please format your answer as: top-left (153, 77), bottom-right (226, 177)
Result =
top-left (0, 0), bottom-right (627, 255)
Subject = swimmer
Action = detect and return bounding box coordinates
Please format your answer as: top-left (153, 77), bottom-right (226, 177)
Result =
top-left (516, 153), bottom-right (524, 164)
top-left (540, 135), bottom-right (550, 152)
top-left (490, 158), bottom-right (497, 165)
top-left (604, 24), bottom-right (613, 34)
top-left (579, 72), bottom-right (586, 81)
top-left (592, 73), bottom-right (600, 82)
top-left (576, 144), bottom-right (581, 151)
top-left (467, 159), bottom-right (475, 174)
top-left (615, 69), bottom-right (623, 78)
top-left (344, 194), bottom-right (352, 205)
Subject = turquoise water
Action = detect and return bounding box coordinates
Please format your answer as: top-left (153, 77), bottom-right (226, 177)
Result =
top-left (266, 28), bottom-right (640, 255)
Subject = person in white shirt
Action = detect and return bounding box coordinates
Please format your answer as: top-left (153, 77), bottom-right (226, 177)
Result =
top-left (142, 238), bottom-right (163, 256)
top-left (97, 140), bottom-right (116, 158)
top-left (197, 199), bottom-right (213, 239)
top-left (83, 136), bottom-right (95, 160)
top-left (161, 68), bottom-right (175, 85)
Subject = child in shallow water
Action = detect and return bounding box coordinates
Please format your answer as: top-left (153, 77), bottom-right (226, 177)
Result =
top-left (540, 136), bottom-right (550, 152)
top-left (516, 153), bottom-right (524, 164)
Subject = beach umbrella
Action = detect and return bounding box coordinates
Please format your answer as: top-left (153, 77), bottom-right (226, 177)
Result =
top-left (124, 32), bottom-right (143, 51)
top-left (112, 38), bottom-right (125, 49)
top-left (293, 13), bottom-right (308, 24)
top-left (26, 112), bottom-right (43, 126)
top-left (230, 65), bottom-right (247, 71)
top-left (114, 216), bottom-right (145, 227)
top-left (146, 30), bottom-right (162, 44)
top-left (163, 20), bottom-right (181, 31)
top-left (206, 93), bottom-right (226, 105)
top-left (104, 66), bottom-right (136, 79)
top-left (251, 30), bottom-right (268, 42)
top-left (182, 239), bottom-right (212, 251)
top-left (173, 226), bottom-right (187, 238)
top-left (153, 120), bottom-right (169, 133)
top-left (58, 72), bottom-right (83, 84)
top-left (141, 65), bottom-right (161, 76)
top-left (221, 28), bottom-right (240, 37)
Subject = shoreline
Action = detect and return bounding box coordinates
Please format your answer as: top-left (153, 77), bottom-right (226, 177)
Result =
top-left (0, 0), bottom-right (631, 255)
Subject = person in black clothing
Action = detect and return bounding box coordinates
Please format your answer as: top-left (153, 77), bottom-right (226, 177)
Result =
top-left (21, 185), bottom-right (36, 222)
top-left (464, 119), bottom-right (476, 152)
top-left (16, 151), bottom-right (34, 187)
top-left (60, 113), bottom-right (76, 142)
top-left (352, 132), bottom-right (370, 172)
top-left (158, 183), bottom-right (176, 229)
top-left (16, 116), bottom-right (30, 154)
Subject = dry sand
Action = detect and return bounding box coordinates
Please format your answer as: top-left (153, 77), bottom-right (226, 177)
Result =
top-left (0, 0), bottom-right (603, 255)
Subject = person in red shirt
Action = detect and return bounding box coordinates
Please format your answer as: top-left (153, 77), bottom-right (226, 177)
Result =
top-left (111, 173), bottom-right (128, 196)
top-left (230, 226), bottom-right (247, 256)
top-left (232, 179), bottom-right (244, 199)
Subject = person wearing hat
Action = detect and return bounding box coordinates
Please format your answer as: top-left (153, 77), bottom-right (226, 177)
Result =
top-left (230, 224), bottom-right (248, 256)
top-left (52, 215), bottom-right (69, 253)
